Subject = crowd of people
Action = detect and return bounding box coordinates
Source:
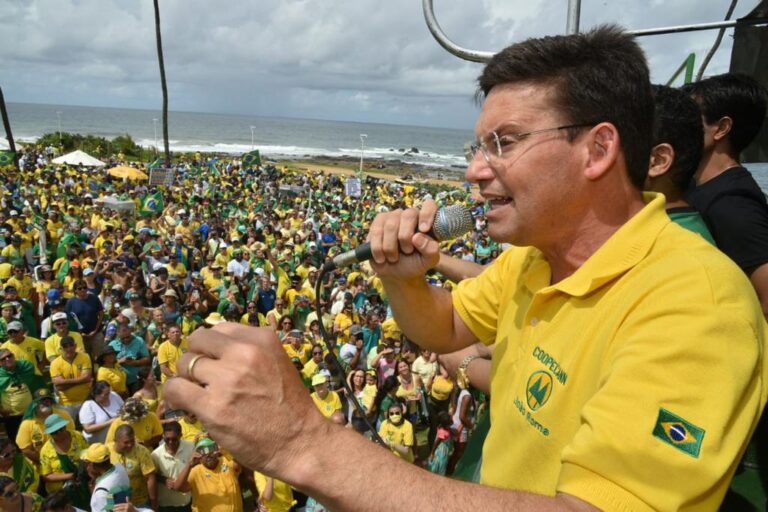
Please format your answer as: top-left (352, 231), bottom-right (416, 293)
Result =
top-left (0, 151), bottom-right (493, 511)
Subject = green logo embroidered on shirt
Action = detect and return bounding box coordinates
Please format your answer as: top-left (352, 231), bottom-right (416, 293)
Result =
top-left (652, 408), bottom-right (705, 458)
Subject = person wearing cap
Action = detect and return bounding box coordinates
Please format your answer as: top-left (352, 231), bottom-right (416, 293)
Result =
top-left (1, 320), bottom-right (45, 376)
top-left (65, 279), bottom-right (105, 356)
top-left (49, 335), bottom-right (93, 420)
top-left (34, 264), bottom-right (56, 307)
top-left (203, 263), bottom-right (225, 297)
top-left (106, 397), bottom-right (163, 449)
top-left (283, 274), bottom-right (314, 309)
top-left (175, 437), bottom-right (243, 512)
top-left (160, 288), bottom-right (182, 324)
top-left (310, 373), bottom-right (342, 419)
top-left (150, 421), bottom-right (194, 511)
top-left (108, 323), bottom-right (151, 388)
top-left (97, 346), bottom-right (128, 396)
top-left (15, 388), bottom-right (76, 465)
top-left (39, 413), bottom-right (88, 499)
top-left (44, 312), bottom-right (85, 363)
top-left (178, 303), bottom-right (202, 336)
top-left (3, 285), bottom-right (37, 339)
top-left (82, 442), bottom-right (132, 512)
top-left (108, 424), bottom-right (158, 510)
top-left (339, 325), bottom-right (364, 373)
top-left (158, 324), bottom-right (188, 384)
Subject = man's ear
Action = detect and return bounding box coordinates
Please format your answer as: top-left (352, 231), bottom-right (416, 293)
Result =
top-left (713, 116), bottom-right (733, 142)
top-left (648, 143), bottom-right (674, 179)
top-left (583, 123), bottom-right (620, 181)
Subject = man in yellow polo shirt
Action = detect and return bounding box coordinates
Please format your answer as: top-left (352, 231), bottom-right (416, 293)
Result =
top-left (177, 437), bottom-right (242, 512)
top-left (108, 424), bottom-right (158, 510)
top-left (49, 336), bottom-right (92, 420)
top-left (157, 324), bottom-right (188, 383)
top-left (44, 312), bottom-right (85, 363)
top-left (1, 321), bottom-right (45, 376)
top-left (163, 27), bottom-right (768, 512)
top-left (309, 374), bottom-right (341, 419)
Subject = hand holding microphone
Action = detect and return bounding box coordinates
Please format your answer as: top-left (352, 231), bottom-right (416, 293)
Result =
top-left (329, 200), bottom-right (472, 279)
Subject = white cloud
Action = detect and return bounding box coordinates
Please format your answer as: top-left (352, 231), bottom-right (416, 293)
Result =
top-left (0, 0), bottom-right (759, 129)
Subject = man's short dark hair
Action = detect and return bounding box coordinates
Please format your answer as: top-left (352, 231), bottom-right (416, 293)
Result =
top-left (477, 24), bottom-right (654, 189)
top-left (163, 420), bottom-right (182, 435)
top-left (651, 84), bottom-right (704, 191)
top-left (681, 73), bottom-right (768, 154)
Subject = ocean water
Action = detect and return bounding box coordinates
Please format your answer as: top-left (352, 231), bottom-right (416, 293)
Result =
top-left (2, 102), bottom-right (473, 173)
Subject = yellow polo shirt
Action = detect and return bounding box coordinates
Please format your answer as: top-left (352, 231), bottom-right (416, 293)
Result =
top-left (310, 390), bottom-right (342, 418)
top-left (44, 331), bottom-right (85, 361)
top-left (283, 342), bottom-right (312, 365)
top-left (157, 338), bottom-right (189, 383)
top-left (2, 336), bottom-right (45, 376)
top-left (188, 456), bottom-right (242, 512)
top-left (106, 413), bottom-right (163, 446)
top-left (49, 352), bottom-right (92, 405)
top-left (39, 431), bottom-right (87, 493)
top-left (97, 365), bottom-right (128, 395)
top-left (108, 442), bottom-right (156, 506)
top-left (254, 472), bottom-right (295, 512)
top-left (378, 419), bottom-right (414, 462)
top-left (453, 193), bottom-right (767, 511)
top-left (16, 409), bottom-right (76, 452)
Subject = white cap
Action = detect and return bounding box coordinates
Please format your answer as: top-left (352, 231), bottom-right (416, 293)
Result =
top-left (9, 210), bottom-right (17, 216)
top-left (51, 312), bottom-right (68, 322)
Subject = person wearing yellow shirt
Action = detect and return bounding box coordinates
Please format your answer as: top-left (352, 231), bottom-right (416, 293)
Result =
top-left (38, 414), bottom-right (88, 495)
top-left (283, 330), bottom-right (311, 365)
top-left (203, 265), bottom-right (225, 298)
top-left (158, 325), bottom-right (188, 383)
top-left (1, 321), bottom-right (45, 376)
top-left (1, 235), bottom-right (24, 265)
top-left (0, 437), bottom-right (40, 494)
top-left (301, 345), bottom-right (325, 382)
top-left (109, 424), bottom-right (158, 510)
top-left (377, 404), bottom-right (414, 463)
top-left (105, 397), bottom-right (163, 449)
top-left (15, 388), bottom-right (76, 465)
top-left (254, 471), bottom-right (295, 512)
top-left (310, 374), bottom-right (342, 419)
top-left (44, 313), bottom-right (85, 363)
top-left (177, 437), bottom-right (243, 512)
top-left (178, 413), bottom-right (206, 443)
top-left (283, 275), bottom-right (314, 308)
top-left (6, 265), bottom-right (34, 300)
top-left (165, 253), bottom-right (187, 280)
top-left (96, 346), bottom-right (128, 396)
top-left (0, 257), bottom-right (12, 282)
top-left (49, 336), bottom-right (93, 420)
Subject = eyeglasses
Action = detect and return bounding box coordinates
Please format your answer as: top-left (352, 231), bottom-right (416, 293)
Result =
top-left (1, 486), bottom-right (18, 498)
top-left (464, 123), bottom-right (595, 164)
top-left (7, 330), bottom-right (20, 334)
top-left (75, 287), bottom-right (87, 291)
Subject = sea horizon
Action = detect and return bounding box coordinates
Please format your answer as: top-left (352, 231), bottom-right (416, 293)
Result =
top-left (2, 101), bottom-right (474, 173)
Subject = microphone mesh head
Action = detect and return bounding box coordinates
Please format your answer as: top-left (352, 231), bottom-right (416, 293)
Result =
top-left (432, 204), bottom-right (474, 241)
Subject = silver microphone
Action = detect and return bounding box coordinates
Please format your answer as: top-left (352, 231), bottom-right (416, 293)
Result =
top-left (324, 204), bottom-right (474, 271)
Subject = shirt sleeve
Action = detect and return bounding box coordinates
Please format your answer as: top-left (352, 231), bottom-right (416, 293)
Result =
top-left (140, 447), bottom-right (156, 476)
top-left (79, 402), bottom-right (97, 425)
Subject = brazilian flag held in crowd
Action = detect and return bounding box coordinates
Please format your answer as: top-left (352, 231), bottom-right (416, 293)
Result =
top-left (242, 150), bottom-right (261, 168)
top-left (0, 150), bottom-right (15, 166)
top-left (140, 191), bottom-right (164, 217)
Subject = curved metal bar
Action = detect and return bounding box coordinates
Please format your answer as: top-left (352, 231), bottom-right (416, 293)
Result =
top-left (422, 0), bottom-right (494, 63)
top-left (629, 17), bottom-right (768, 37)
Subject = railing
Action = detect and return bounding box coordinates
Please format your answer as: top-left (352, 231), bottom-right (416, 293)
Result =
top-left (422, 0), bottom-right (768, 63)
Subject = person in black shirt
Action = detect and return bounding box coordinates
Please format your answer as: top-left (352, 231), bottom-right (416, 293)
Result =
top-left (683, 73), bottom-right (768, 317)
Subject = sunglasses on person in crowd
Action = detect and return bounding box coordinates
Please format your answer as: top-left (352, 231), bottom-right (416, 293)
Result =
top-left (0, 354), bottom-right (14, 362)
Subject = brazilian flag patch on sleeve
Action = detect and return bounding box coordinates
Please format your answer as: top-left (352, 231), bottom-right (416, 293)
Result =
top-left (652, 407), bottom-right (705, 458)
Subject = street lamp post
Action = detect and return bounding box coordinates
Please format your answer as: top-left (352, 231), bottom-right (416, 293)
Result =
top-left (152, 118), bottom-right (159, 156)
top-left (250, 126), bottom-right (256, 150)
top-left (359, 134), bottom-right (367, 178)
top-left (56, 111), bottom-right (62, 144)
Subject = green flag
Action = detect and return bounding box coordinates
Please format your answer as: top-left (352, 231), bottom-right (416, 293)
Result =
top-left (0, 151), bottom-right (15, 167)
top-left (56, 233), bottom-right (77, 259)
top-left (140, 191), bottom-right (164, 217)
top-left (148, 158), bottom-right (163, 170)
top-left (242, 150), bottom-right (261, 168)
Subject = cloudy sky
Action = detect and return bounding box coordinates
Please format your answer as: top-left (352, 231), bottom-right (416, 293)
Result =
top-left (0, 0), bottom-right (760, 130)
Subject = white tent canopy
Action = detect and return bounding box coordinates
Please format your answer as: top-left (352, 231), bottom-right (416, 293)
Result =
top-left (51, 149), bottom-right (106, 167)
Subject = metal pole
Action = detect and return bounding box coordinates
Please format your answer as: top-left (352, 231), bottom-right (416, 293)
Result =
top-left (630, 18), bottom-right (768, 37)
top-left (250, 126), bottom-right (256, 150)
top-left (566, 0), bottom-right (581, 35)
top-left (359, 134), bottom-right (367, 178)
